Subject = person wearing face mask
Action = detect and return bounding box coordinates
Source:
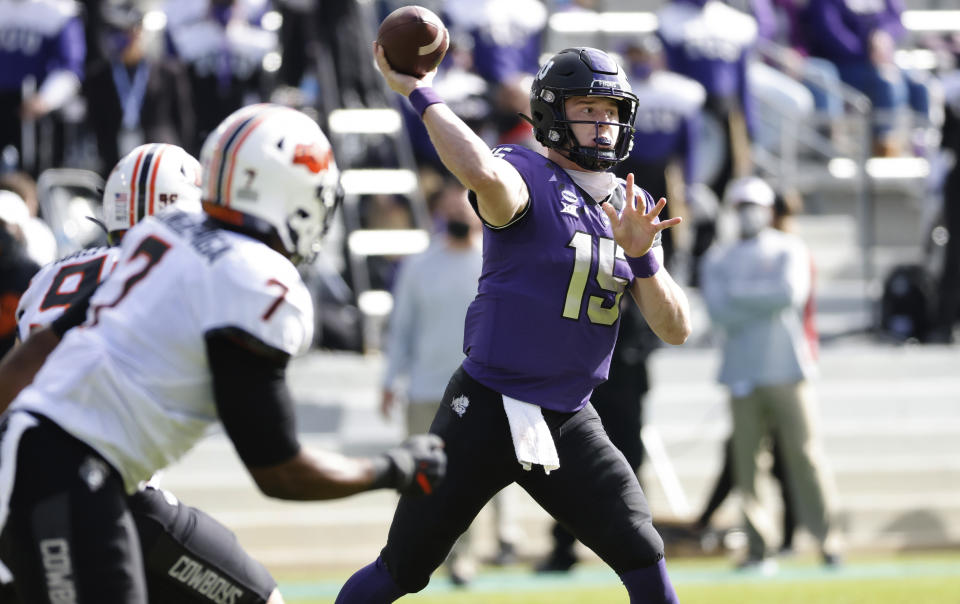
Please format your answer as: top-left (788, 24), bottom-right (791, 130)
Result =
top-left (380, 180), bottom-right (521, 584)
top-left (699, 176), bottom-right (843, 572)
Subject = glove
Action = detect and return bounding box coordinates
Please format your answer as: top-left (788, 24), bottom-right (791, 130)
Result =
top-left (375, 434), bottom-right (446, 496)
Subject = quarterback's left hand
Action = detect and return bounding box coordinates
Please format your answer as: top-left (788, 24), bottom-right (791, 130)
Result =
top-left (601, 173), bottom-right (681, 258)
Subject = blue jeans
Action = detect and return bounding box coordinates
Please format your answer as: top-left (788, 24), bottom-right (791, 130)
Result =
top-left (837, 61), bottom-right (930, 135)
top-left (803, 57), bottom-right (843, 118)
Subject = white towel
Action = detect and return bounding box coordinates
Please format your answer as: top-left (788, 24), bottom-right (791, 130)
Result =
top-left (502, 396), bottom-right (560, 474)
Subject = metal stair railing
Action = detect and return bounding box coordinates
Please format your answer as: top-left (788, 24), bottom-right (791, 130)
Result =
top-left (325, 106), bottom-right (431, 353)
top-left (751, 39), bottom-right (883, 287)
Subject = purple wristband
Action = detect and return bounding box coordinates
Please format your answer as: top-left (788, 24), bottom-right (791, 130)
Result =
top-left (626, 250), bottom-right (660, 279)
top-left (408, 87), bottom-right (443, 118)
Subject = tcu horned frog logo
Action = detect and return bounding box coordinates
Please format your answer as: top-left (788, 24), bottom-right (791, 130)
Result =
top-left (292, 143), bottom-right (332, 174)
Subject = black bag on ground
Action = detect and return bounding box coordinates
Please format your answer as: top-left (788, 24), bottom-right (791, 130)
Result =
top-left (878, 264), bottom-right (936, 342)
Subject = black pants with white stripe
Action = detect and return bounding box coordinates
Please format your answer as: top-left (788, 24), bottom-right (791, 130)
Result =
top-left (380, 366), bottom-right (665, 593)
top-left (0, 413), bottom-right (147, 603)
top-left (0, 413), bottom-right (276, 604)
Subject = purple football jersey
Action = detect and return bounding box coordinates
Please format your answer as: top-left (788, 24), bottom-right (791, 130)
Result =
top-left (462, 144), bottom-right (659, 412)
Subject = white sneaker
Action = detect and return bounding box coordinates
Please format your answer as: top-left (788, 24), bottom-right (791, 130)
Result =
top-left (736, 556), bottom-right (778, 576)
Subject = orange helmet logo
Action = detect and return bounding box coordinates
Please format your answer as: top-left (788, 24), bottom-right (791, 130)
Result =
top-left (292, 143), bottom-right (332, 174)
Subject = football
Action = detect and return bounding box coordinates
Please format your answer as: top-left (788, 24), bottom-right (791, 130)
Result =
top-left (376, 5), bottom-right (449, 78)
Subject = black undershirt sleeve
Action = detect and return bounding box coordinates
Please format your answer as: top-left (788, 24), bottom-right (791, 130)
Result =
top-left (204, 328), bottom-right (301, 468)
top-left (50, 280), bottom-right (100, 338)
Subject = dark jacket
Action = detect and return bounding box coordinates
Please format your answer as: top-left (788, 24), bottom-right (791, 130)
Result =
top-left (83, 58), bottom-right (194, 175)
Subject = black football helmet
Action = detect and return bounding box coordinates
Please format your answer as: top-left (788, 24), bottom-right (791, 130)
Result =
top-left (525, 47), bottom-right (638, 171)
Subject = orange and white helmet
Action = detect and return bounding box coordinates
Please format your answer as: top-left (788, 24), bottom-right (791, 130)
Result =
top-left (103, 143), bottom-right (202, 238)
top-left (199, 104), bottom-right (341, 264)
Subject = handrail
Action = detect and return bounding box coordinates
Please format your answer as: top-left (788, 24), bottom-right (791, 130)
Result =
top-left (752, 39), bottom-right (878, 291)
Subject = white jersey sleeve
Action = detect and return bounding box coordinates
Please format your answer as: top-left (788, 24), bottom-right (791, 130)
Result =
top-left (9, 211), bottom-right (314, 492)
top-left (15, 246), bottom-right (120, 341)
top-left (197, 236), bottom-right (314, 357)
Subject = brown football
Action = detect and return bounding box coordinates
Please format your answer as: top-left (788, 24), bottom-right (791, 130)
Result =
top-left (377, 5), bottom-right (449, 78)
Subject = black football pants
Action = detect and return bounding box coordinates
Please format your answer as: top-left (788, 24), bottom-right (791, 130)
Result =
top-left (380, 366), bottom-right (664, 592)
top-left (0, 413), bottom-right (277, 604)
top-left (0, 412), bottom-right (148, 604)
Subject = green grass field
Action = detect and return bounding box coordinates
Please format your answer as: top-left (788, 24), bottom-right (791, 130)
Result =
top-left (276, 552), bottom-right (960, 604)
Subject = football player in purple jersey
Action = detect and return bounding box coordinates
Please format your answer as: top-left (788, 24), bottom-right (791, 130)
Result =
top-left (334, 45), bottom-right (691, 603)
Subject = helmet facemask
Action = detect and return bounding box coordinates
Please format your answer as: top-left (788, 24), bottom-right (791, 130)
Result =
top-left (550, 92), bottom-right (637, 171)
top-left (286, 180), bottom-right (342, 266)
top-left (526, 48), bottom-right (639, 172)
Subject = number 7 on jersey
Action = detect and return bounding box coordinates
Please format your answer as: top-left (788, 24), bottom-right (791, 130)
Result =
top-left (261, 279), bottom-right (289, 321)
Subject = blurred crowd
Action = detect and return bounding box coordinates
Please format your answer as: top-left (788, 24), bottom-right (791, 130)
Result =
top-left (3, 0), bottom-right (960, 346)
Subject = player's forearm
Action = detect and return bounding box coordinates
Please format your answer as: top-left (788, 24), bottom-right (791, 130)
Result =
top-left (0, 328), bottom-right (60, 412)
top-left (422, 103), bottom-right (500, 192)
top-left (631, 269), bottom-right (692, 345)
top-left (249, 448), bottom-right (380, 501)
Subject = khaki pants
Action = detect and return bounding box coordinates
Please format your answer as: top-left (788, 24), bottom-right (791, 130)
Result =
top-left (729, 382), bottom-right (842, 559)
top-left (406, 402), bottom-right (521, 559)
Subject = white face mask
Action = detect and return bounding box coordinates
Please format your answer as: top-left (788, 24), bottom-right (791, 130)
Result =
top-left (565, 168), bottom-right (618, 202)
top-left (736, 204), bottom-right (771, 239)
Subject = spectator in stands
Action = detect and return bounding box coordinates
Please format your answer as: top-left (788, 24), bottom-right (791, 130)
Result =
top-left (616, 36), bottom-right (706, 273)
top-left (381, 180), bottom-right (520, 584)
top-left (656, 0), bottom-right (757, 285)
top-left (758, 0), bottom-right (845, 122)
top-left (83, 2), bottom-right (195, 176)
top-left (444, 0), bottom-right (545, 88)
top-left (444, 0), bottom-right (545, 147)
top-left (800, 0), bottom-right (933, 156)
top-left (0, 0), bottom-right (86, 174)
top-left (0, 192), bottom-right (40, 357)
top-left (700, 176), bottom-right (842, 571)
top-left (732, 0), bottom-right (831, 155)
top-left (163, 0), bottom-right (278, 154)
top-left (276, 0), bottom-right (388, 119)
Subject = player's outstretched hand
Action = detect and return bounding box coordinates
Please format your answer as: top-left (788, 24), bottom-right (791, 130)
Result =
top-left (601, 173), bottom-right (682, 258)
top-left (373, 41), bottom-right (436, 97)
top-left (382, 434), bottom-right (446, 496)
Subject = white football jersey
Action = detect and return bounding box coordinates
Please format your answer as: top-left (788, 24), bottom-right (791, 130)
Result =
top-left (12, 210), bottom-right (314, 493)
top-left (16, 246), bottom-right (121, 341)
